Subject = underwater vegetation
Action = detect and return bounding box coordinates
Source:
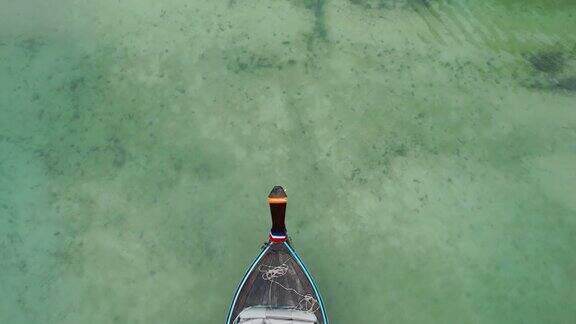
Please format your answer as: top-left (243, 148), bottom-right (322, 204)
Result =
top-left (223, 47), bottom-right (297, 74)
top-left (288, 0), bottom-right (328, 41)
top-left (555, 77), bottom-right (576, 92)
top-left (524, 47), bottom-right (576, 93)
top-left (228, 0), bottom-right (328, 42)
top-left (527, 51), bottom-right (566, 74)
top-left (348, 0), bottom-right (433, 10)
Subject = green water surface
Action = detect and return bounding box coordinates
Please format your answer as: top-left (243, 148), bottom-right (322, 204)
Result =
top-left (1, 0), bottom-right (576, 323)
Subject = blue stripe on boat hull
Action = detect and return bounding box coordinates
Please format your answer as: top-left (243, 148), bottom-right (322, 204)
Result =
top-left (225, 244), bottom-right (271, 323)
top-left (284, 242), bottom-right (329, 324)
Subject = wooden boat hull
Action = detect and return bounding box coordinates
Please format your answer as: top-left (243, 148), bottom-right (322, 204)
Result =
top-left (226, 241), bottom-right (328, 324)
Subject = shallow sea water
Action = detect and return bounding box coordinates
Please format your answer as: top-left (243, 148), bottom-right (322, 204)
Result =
top-left (1, 0), bottom-right (576, 323)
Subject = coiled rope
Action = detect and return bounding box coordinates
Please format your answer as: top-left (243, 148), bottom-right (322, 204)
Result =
top-left (258, 263), bottom-right (319, 313)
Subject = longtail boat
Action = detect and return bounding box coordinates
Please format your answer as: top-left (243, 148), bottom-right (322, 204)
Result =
top-left (225, 186), bottom-right (329, 324)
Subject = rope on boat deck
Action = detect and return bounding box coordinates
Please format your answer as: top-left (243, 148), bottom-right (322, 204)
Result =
top-left (258, 263), bottom-right (320, 313)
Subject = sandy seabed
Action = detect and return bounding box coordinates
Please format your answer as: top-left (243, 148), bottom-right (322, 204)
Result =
top-left (1, 0), bottom-right (575, 323)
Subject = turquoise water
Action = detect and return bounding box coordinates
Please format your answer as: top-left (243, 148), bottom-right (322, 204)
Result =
top-left (1, 0), bottom-right (575, 323)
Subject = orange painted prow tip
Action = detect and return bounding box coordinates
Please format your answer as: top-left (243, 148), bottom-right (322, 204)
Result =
top-left (267, 197), bottom-right (288, 204)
